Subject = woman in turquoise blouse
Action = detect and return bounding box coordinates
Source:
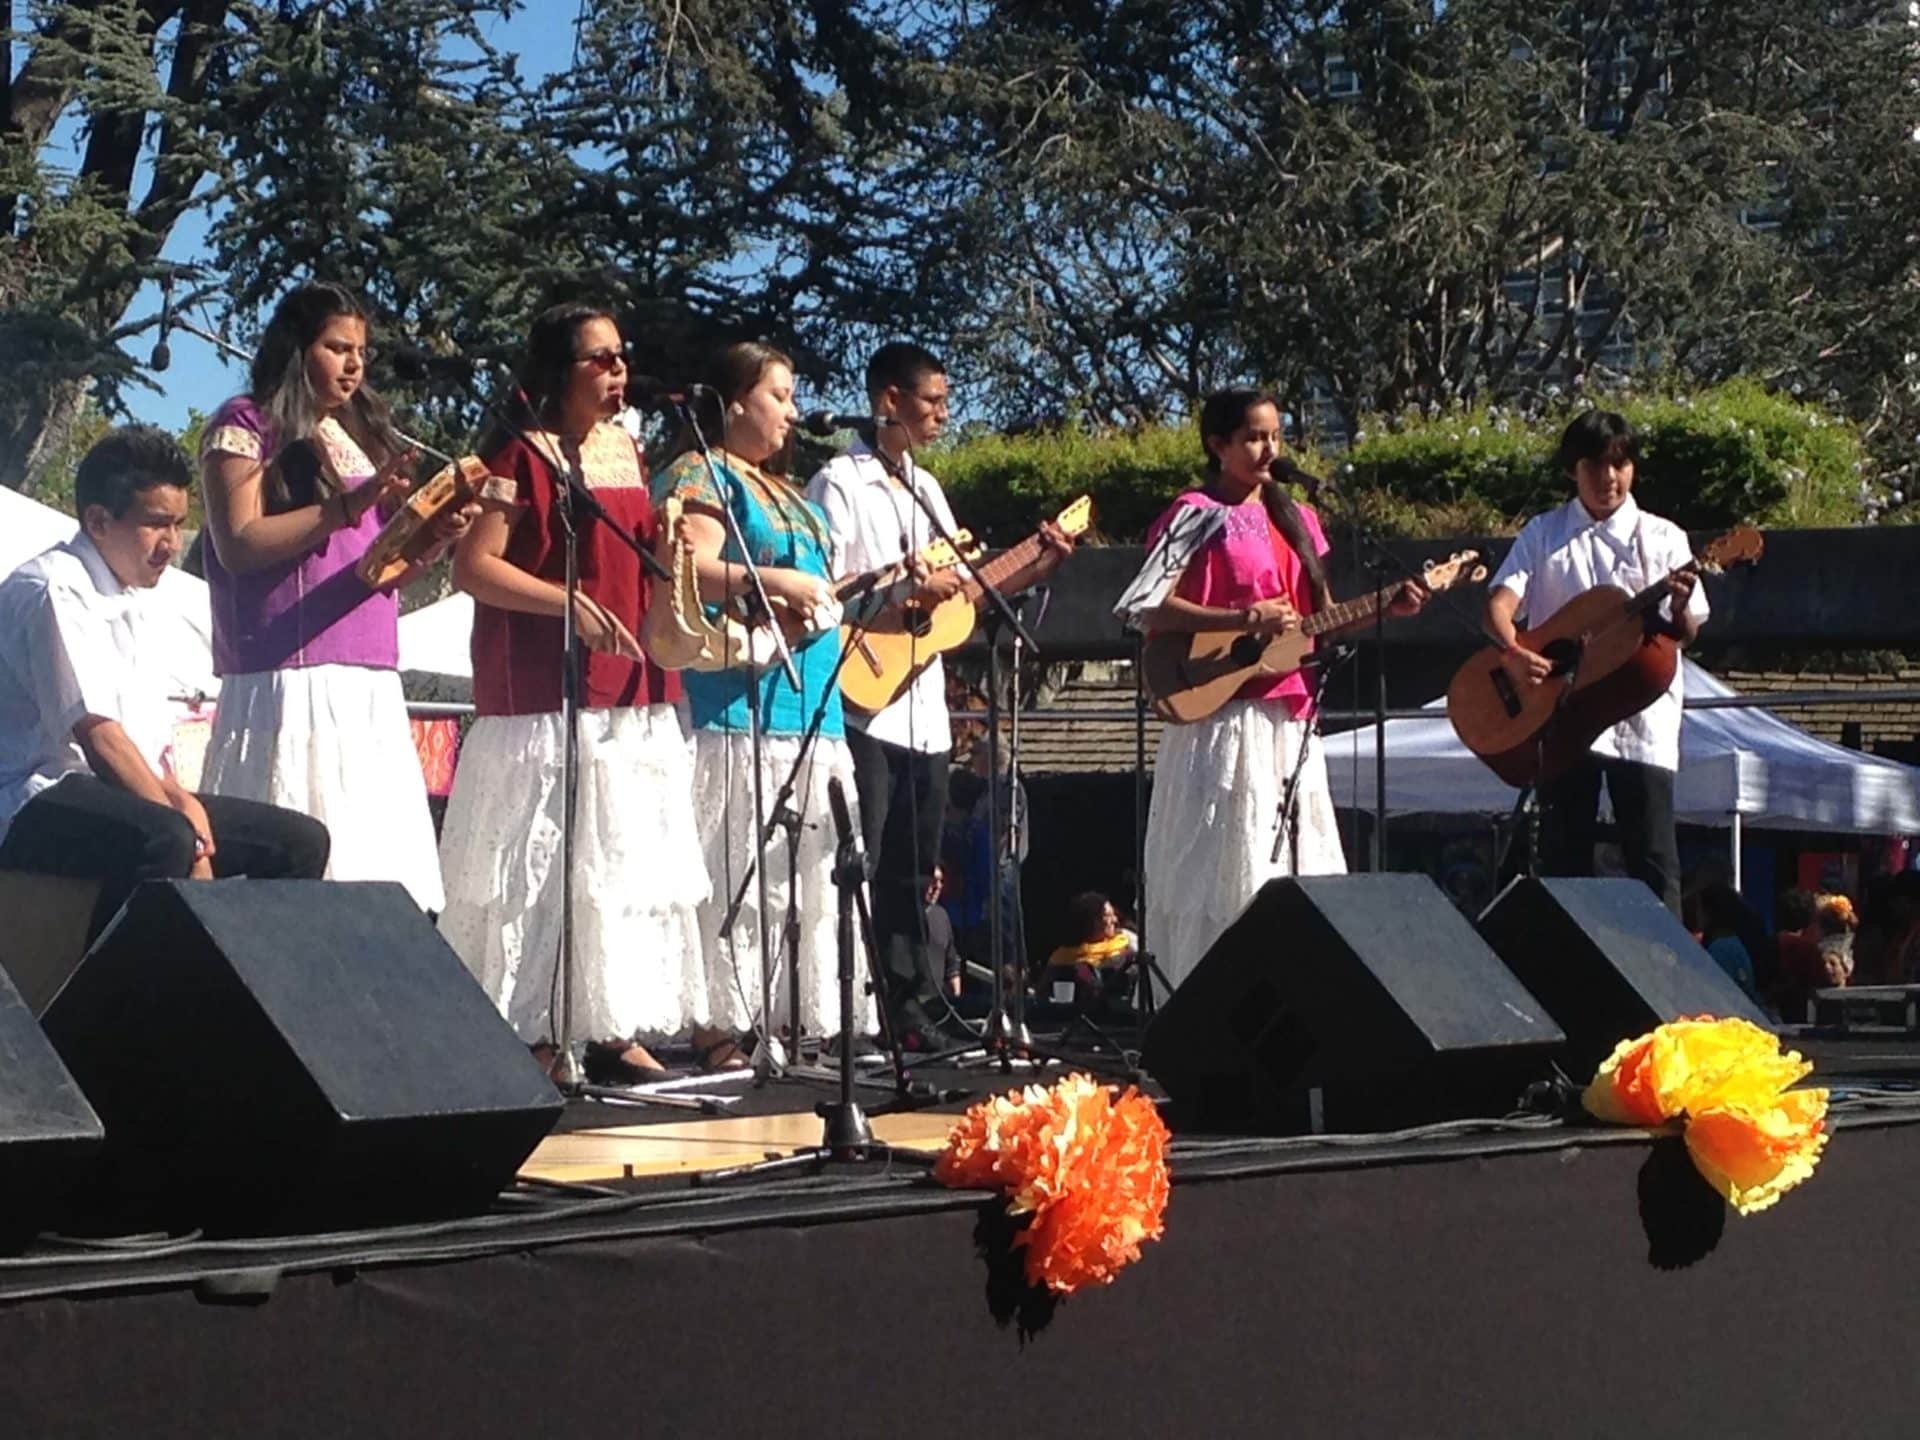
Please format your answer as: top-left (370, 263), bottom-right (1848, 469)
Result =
top-left (654, 341), bottom-right (873, 1065)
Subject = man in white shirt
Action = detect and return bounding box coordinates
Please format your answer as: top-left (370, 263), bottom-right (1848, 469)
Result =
top-left (806, 343), bottom-right (970, 1045)
top-left (1483, 410), bottom-right (1707, 915)
top-left (0, 427), bottom-right (330, 938)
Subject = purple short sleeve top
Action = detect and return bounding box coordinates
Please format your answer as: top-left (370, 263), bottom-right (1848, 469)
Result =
top-left (199, 396), bottom-right (399, 675)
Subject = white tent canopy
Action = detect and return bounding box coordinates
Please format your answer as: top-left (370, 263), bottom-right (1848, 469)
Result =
top-left (0, 487), bottom-right (218, 699)
top-left (397, 591), bottom-right (475, 678)
top-left (1325, 658), bottom-right (1920, 835)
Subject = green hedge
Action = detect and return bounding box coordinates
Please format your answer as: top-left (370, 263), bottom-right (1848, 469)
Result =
top-left (1345, 378), bottom-right (1870, 535)
top-left (932, 377), bottom-right (1873, 542)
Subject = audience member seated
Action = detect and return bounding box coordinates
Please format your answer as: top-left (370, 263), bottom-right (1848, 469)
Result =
top-left (1772, 889), bottom-right (1857, 1019)
top-left (1692, 883), bottom-right (1760, 1004)
top-left (1812, 893), bottom-right (1856, 985)
top-left (0, 427), bottom-right (330, 938)
top-left (1037, 891), bottom-right (1138, 1017)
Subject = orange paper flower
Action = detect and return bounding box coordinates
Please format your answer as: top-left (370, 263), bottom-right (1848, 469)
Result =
top-left (936, 1073), bottom-right (1171, 1295)
top-left (1582, 1016), bottom-right (1829, 1215)
top-left (1684, 1089), bottom-right (1829, 1215)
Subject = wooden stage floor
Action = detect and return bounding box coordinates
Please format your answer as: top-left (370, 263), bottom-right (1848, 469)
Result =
top-left (521, 1107), bottom-right (959, 1183)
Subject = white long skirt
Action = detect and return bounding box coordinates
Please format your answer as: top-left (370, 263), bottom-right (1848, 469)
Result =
top-left (437, 704), bottom-right (709, 1043)
top-left (202, 664), bottom-right (445, 911)
top-left (1145, 699), bottom-right (1347, 990)
top-left (689, 729), bottom-right (875, 1039)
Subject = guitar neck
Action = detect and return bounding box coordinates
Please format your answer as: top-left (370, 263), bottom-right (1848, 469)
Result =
top-left (1300, 585), bottom-right (1395, 637)
top-left (961, 531), bottom-right (1050, 604)
top-left (1626, 559), bottom-right (1698, 616)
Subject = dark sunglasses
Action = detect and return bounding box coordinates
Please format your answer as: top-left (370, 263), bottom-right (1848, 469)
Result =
top-left (575, 348), bottom-right (628, 373)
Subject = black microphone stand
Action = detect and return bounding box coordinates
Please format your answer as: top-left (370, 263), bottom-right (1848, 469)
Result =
top-left (1293, 466), bottom-right (1484, 872)
top-left (1126, 632), bottom-right (1175, 1017)
top-left (669, 403), bottom-right (804, 1085)
top-left (696, 776), bottom-right (941, 1184)
top-left (1269, 643), bottom-right (1357, 871)
top-left (710, 560), bottom-right (928, 1103)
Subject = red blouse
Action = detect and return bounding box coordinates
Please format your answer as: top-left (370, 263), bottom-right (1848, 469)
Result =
top-left (470, 424), bottom-right (681, 717)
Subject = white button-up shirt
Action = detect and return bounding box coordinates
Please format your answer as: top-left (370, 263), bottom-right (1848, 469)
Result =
top-left (805, 438), bottom-right (962, 754)
top-left (0, 535), bottom-right (177, 838)
top-left (1487, 495), bottom-right (1709, 772)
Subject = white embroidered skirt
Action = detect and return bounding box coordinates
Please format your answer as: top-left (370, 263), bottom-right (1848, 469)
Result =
top-left (689, 728), bottom-right (874, 1039)
top-left (1145, 699), bottom-right (1347, 991)
top-left (436, 703), bottom-right (709, 1044)
top-left (202, 663), bottom-right (445, 911)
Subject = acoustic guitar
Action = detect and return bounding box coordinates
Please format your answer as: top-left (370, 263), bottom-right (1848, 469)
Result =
top-left (838, 496), bottom-right (1093, 714)
top-left (1141, 549), bottom-right (1488, 724)
top-left (1444, 525), bottom-right (1764, 786)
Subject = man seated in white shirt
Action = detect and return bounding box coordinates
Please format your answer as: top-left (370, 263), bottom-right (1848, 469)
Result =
top-left (0, 426), bottom-right (330, 938)
top-left (1482, 411), bottom-right (1706, 916)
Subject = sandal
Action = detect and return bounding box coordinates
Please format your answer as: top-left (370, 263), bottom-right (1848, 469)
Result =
top-left (583, 1039), bottom-right (670, 1085)
top-left (692, 1027), bottom-right (751, 1072)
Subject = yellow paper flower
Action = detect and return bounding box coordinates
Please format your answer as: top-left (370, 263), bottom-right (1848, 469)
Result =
top-left (1583, 1017), bottom-right (1809, 1124)
top-left (936, 1073), bottom-right (1171, 1295)
top-left (1684, 1088), bottom-right (1830, 1215)
top-left (1583, 1016), bottom-right (1829, 1216)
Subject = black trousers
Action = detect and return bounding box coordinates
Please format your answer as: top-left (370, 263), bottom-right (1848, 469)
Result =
top-left (845, 727), bottom-right (950, 1029)
top-left (0, 774), bottom-right (332, 939)
top-left (1537, 756), bottom-right (1682, 917)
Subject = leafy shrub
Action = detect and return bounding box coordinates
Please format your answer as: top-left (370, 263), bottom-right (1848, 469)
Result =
top-left (933, 377), bottom-right (1872, 541)
top-left (1344, 377), bottom-right (1869, 533)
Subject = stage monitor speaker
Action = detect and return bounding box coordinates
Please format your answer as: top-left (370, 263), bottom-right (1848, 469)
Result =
top-left (41, 879), bottom-right (563, 1236)
top-left (1140, 875), bottom-right (1565, 1134)
top-left (0, 870), bottom-right (101, 1015)
top-left (1474, 877), bottom-right (1772, 1077)
top-left (0, 963), bottom-right (103, 1246)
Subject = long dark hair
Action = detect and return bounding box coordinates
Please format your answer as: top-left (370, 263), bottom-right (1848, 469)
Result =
top-left (1198, 387), bottom-right (1330, 609)
top-left (249, 282), bottom-right (403, 509)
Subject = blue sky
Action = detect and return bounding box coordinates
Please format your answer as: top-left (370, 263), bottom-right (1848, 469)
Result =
top-left (109, 7), bottom-right (578, 433)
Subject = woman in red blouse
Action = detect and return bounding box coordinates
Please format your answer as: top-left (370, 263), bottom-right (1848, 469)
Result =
top-left (437, 302), bottom-right (708, 1082)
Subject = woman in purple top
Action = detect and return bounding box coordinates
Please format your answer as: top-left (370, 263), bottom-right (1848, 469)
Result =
top-left (198, 282), bottom-right (469, 909)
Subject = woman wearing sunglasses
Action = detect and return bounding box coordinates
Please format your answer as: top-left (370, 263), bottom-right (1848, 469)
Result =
top-left (437, 301), bottom-right (707, 1084)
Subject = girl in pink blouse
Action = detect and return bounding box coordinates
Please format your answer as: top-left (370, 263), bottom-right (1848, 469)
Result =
top-left (1141, 388), bottom-right (1424, 988)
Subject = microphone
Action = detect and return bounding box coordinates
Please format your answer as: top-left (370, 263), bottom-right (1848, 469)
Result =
top-left (1269, 455), bottom-right (1330, 501)
top-left (800, 411), bottom-right (901, 438)
top-left (825, 775), bottom-right (866, 866)
top-left (149, 276), bottom-right (174, 372)
top-left (625, 375), bottom-right (714, 410)
top-left (388, 344), bottom-right (491, 385)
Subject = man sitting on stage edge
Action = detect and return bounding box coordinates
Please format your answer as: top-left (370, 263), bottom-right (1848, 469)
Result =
top-left (1482, 410), bottom-right (1707, 917)
top-left (0, 426), bottom-right (330, 937)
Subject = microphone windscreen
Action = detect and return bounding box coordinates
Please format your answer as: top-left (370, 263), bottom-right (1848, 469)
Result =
top-left (387, 345), bottom-right (435, 383)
